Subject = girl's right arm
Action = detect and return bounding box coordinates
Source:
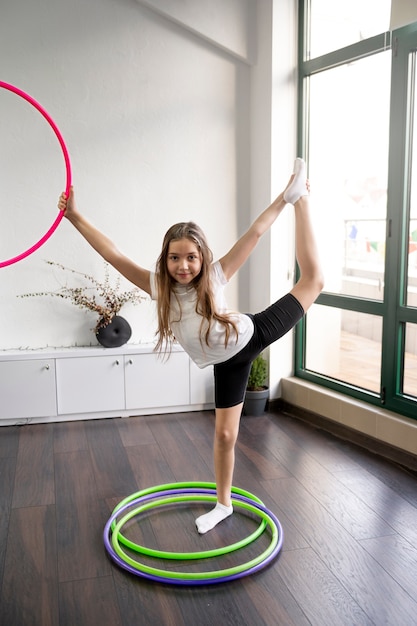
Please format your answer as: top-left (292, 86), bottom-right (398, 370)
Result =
top-left (58, 187), bottom-right (152, 296)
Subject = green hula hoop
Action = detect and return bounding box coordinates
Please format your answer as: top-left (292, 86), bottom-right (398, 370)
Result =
top-left (111, 482), bottom-right (266, 560)
top-left (111, 494), bottom-right (278, 581)
top-left (114, 493), bottom-right (266, 560)
top-left (111, 481), bottom-right (265, 518)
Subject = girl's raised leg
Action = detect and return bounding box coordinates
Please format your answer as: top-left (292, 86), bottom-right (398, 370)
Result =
top-left (290, 194), bottom-right (324, 312)
top-left (284, 158), bottom-right (324, 311)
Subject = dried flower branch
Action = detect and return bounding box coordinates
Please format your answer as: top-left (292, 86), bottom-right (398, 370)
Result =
top-left (18, 260), bottom-right (146, 332)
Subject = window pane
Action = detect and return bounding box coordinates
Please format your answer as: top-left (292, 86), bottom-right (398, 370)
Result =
top-left (308, 52), bottom-right (391, 300)
top-left (309, 0), bottom-right (391, 59)
top-left (407, 54), bottom-right (417, 307)
top-left (305, 305), bottom-right (382, 393)
top-left (403, 323), bottom-right (417, 397)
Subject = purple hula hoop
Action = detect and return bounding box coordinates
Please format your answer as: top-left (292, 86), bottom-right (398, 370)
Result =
top-left (0, 81), bottom-right (72, 268)
top-left (103, 486), bottom-right (283, 585)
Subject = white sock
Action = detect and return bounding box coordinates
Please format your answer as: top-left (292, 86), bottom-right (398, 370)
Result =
top-left (195, 502), bottom-right (233, 534)
top-left (284, 158), bottom-right (308, 205)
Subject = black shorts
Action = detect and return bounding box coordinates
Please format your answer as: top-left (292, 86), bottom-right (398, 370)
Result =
top-left (213, 293), bottom-right (304, 409)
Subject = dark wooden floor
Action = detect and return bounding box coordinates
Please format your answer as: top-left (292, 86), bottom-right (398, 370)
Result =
top-left (1, 408), bottom-right (417, 626)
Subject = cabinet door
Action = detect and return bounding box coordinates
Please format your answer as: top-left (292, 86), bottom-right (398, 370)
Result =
top-left (0, 359), bottom-right (57, 419)
top-left (189, 361), bottom-right (215, 405)
top-left (125, 352), bottom-right (189, 409)
top-left (56, 355), bottom-right (125, 414)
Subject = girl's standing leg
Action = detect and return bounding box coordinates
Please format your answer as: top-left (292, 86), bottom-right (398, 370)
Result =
top-left (213, 404), bottom-right (243, 504)
top-left (195, 403), bottom-right (242, 534)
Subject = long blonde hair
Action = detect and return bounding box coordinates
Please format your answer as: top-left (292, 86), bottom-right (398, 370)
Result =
top-left (154, 222), bottom-right (238, 354)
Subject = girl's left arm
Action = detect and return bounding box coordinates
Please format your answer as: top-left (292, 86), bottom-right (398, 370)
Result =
top-left (219, 193), bottom-right (286, 280)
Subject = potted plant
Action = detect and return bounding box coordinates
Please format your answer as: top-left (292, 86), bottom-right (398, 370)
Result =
top-left (243, 352), bottom-right (269, 416)
top-left (19, 260), bottom-right (146, 347)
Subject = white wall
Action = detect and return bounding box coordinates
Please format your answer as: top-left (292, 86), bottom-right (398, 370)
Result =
top-left (249, 0), bottom-right (298, 397)
top-left (1, 0), bottom-right (298, 399)
top-left (136, 0), bottom-right (256, 62)
top-left (0, 0), bottom-right (248, 347)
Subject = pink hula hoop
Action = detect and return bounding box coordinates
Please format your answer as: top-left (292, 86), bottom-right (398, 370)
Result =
top-left (0, 81), bottom-right (72, 268)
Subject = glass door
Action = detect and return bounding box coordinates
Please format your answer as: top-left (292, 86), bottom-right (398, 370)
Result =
top-left (305, 50), bottom-right (391, 395)
top-left (296, 4), bottom-right (417, 421)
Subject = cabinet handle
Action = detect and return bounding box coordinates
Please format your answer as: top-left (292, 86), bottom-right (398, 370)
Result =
top-left (115, 360), bottom-right (120, 366)
top-left (128, 359), bottom-right (133, 365)
top-left (44, 364), bottom-right (50, 370)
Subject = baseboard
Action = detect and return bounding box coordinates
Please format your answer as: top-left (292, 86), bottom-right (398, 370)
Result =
top-left (270, 398), bottom-right (417, 474)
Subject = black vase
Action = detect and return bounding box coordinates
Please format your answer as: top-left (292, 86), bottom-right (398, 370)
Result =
top-left (96, 316), bottom-right (132, 348)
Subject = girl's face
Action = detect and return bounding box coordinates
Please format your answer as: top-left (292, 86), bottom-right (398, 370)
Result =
top-left (167, 238), bottom-right (202, 285)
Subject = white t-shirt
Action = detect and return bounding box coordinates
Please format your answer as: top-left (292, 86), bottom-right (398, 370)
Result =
top-left (150, 261), bottom-right (254, 368)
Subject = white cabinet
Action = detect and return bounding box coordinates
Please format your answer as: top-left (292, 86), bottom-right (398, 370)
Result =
top-left (125, 352), bottom-right (190, 409)
top-left (0, 359), bottom-right (56, 419)
top-left (56, 355), bottom-right (125, 414)
top-left (0, 345), bottom-right (214, 425)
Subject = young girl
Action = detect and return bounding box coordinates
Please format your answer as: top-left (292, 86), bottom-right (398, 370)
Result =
top-left (58, 158), bottom-right (323, 534)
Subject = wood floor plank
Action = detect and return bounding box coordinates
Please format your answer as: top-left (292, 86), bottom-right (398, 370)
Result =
top-left (174, 581), bottom-right (269, 626)
top-left (359, 534), bottom-right (417, 601)
top-left (273, 413), bottom-right (360, 472)
top-left (84, 418), bottom-right (138, 500)
top-left (343, 450), bottom-right (417, 508)
top-left (59, 576), bottom-right (123, 626)
top-left (126, 442), bottom-right (176, 489)
top-left (277, 547), bottom-right (370, 625)
top-left (55, 449), bottom-right (112, 582)
top-left (0, 505), bottom-right (58, 626)
top-left (241, 567), bottom-right (311, 626)
top-left (117, 414), bottom-right (157, 448)
top-left (334, 468), bottom-right (417, 548)
top-left (181, 428), bottom-right (215, 478)
top-left (177, 410), bottom-right (216, 443)
top-left (53, 420), bottom-right (88, 454)
top-left (267, 476), bottom-right (417, 625)
top-left (229, 441), bottom-right (310, 553)
top-left (12, 424), bottom-right (55, 508)
top-left (241, 414), bottom-right (301, 452)
top-left (270, 441), bottom-right (395, 541)
top-left (281, 413), bottom-right (417, 505)
top-left (0, 424), bottom-right (19, 458)
top-left (146, 414), bottom-right (213, 483)
top-left (236, 434), bottom-right (292, 481)
top-left (112, 567), bottom-right (186, 626)
top-left (238, 484), bottom-right (309, 554)
top-left (0, 457), bottom-right (16, 589)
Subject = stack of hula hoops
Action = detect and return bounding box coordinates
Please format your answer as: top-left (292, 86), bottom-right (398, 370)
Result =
top-left (103, 481), bottom-right (283, 585)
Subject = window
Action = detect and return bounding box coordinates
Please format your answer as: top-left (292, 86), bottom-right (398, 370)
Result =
top-left (308, 52), bottom-right (391, 299)
top-left (296, 1), bottom-right (417, 420)
top-left (305, 306), bottom-right (382, 394)
top-left (308, 0), bottom-right (391, 58)
top-left (407, 65), bottom-right (417, 308)
top-left (403, 323), bottom-right (417, 397)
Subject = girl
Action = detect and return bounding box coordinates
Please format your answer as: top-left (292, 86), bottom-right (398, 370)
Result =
top-left (58, 158), bottom-right (323, 534)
